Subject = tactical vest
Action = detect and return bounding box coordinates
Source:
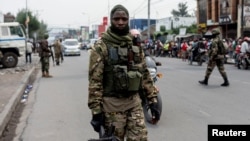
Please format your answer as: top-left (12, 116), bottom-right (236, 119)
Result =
top-left (217, 40), bottom-right (227, 55)
top-left (103, 44), bottom-right (143, 97)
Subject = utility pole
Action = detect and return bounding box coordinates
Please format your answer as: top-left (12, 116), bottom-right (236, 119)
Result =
top-left (241, 0), bottom-right (244, 37)
top-left (147, 0), bottom-right (150, 41)
top-left (25, 0), bottom-right (28, 52)
top-left (26, 0), bottom-right (29, 39)
top-left (108, 0), bottom-right (110, 27)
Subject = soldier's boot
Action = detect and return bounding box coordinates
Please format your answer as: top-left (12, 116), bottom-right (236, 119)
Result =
top-left (45, 72), bottom-right (53, 78)
top-left (221, 77), bottom-right (229, 87)
top-left (199, 77), bottom-right (208, 85)
top-left (42, 72), bottom-right (46, 77)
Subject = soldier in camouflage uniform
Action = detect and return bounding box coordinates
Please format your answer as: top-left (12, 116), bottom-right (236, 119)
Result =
top-left (52, 39), bottom-right (62, 66)
top-left (199, 29), bottom-right (229, 86)
top-left (40, 40), bottom-right (52, 78)
top-left (88, 4), bottom-right (160, 141)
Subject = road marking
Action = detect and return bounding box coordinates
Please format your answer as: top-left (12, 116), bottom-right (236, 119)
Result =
top-left (198, 110), bottom-right (211, 117)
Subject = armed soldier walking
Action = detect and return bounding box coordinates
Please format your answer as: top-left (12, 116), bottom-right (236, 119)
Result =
top-left (199, 29), bottom-right (229, 86)
top-left (53, 39), bottom-right (62, 66)
top-left (88, 4), bottom-right (160, 141)
top-left (39, 39), bottom-right (53, 78)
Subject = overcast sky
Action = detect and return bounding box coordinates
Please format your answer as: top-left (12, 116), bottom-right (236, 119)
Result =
top-left (0, 0), bottom-right (197, 28)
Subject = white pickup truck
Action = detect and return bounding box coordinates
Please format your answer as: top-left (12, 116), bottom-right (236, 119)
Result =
top-left (0, 22), bottom-right (26, 68)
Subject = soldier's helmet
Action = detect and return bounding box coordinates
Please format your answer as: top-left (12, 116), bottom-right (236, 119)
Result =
top-left (211, 29), bottom-right (220, 35)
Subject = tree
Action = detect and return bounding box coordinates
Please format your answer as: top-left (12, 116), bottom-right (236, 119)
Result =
top-left (171, 2), bottom-right (191, 17)
top-left (35, 20), bottom-right (49, 40)
top-left (15, 9), bottom-right (46, 40)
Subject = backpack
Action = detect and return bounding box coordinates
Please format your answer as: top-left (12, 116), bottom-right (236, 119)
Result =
top-left (198, 41), bottom-right (205, 49)
top-left (217, 40), bottom-right (228, 55)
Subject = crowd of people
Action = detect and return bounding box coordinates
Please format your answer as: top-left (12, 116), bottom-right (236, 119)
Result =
top-left (143, 34), bottom-right (250, 69)
top-left (24, 4), bottom-right (250, 140)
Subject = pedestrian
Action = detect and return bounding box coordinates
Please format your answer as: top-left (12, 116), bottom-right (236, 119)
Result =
top-left (53, 39), bottom-right (62, 65)
top-left (199, 29), bottom-right (229, 86)
top-left (88, 4), bottom-right (160, 141)
top-left (26, 41), bottom-right (33, 63)
top-left (156, 39), bottom-right (163, 57)
top-left (240, 36), bottom-right (250, 55)
top-left (235, 38), bottom-right (242, 69)
top-left (181, 40), bottom-right (189, 61)
top-left (39, 40), bottom-right (53, 78)
top-left (59, 38), bottom-right (64, 63)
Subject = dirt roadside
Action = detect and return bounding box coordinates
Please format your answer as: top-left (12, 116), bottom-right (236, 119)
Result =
top-left (0, 54), bottom-right (40, 141)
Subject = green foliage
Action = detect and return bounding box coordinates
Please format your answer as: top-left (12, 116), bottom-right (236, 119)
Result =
top-left (186, 24), bottom-right (198, 33)
top-left (166, 24), bottom-right (198, 35)
top-left (36, 20), bottom-right (49, 40)
top-left (160, 25), bottom-right (166, 32)
top-left (43, 33), bottom-right (49, 40)
top-left (171, 2), bottom-right (191, 17)
top-left (15, 9), bottom-right (48, 40)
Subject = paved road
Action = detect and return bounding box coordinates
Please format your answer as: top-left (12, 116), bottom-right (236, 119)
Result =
top-left (2, 50), bottom-right (250, 141)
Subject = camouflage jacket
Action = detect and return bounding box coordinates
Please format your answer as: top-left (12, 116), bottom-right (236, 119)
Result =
top-left (209, 36), bottom-right (223, 60)
top-left (88, 40), bottom-right (157, 115)
top-left (53, 41), bottom-right (62, 54)
top-left (40, 40), bottom-right (51, 57)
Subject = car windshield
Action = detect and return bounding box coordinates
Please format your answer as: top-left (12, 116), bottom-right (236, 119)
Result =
top-left (65, 41), bottom-right (78, 46)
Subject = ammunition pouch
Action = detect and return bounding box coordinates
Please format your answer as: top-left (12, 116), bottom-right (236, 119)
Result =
top-left (113, 66), bottom-right (142, 93)
top-left (103, 44), bottom-right (143, 98)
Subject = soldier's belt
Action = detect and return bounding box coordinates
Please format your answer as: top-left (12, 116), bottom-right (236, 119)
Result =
top-left (103, 91), bottom-right (138, 98)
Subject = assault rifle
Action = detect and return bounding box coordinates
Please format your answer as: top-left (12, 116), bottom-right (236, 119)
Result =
top-left (48, 45), bottom-right (55, 66)
top-left (88, 124), bottom-right (119, 141)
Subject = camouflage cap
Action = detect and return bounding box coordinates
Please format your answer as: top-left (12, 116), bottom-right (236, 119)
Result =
top-left (211, 29), bottom-right (220, 35)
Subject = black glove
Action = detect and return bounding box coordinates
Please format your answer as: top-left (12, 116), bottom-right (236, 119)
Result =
top-left (90, 113), bottom-right (104, 132)
top-left (149, 103), bottom-right (160, 124)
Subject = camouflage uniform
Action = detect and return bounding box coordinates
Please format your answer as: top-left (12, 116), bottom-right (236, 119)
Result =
top-left (88, 33), bottom-right (157, 141)
top-left (199, 29), bottom-right (229, 86)
top-left (40, 40), bottom-right (52, 77)
top-left (53, 40), bottom-right (62, 65)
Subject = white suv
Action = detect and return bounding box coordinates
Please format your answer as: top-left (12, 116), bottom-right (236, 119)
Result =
top-left (62, 39), bottom-right (81, 56)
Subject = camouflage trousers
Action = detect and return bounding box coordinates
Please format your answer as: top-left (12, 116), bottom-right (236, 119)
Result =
top-left (104, 104), bottom-right (148, 141)
top-left (40, 57), bottom-right (50, 73)
top-left (205, 58), bottom-right (227, 78)
top-left (55, 52), bottom-right (61, 63)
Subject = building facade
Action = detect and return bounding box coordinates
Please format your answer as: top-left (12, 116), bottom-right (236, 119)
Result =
top-left (197, 0), bottom-right (250, 39)
top-left (129, 19), bottom-right (156, 31)
top-left (156, 17), bottom-right (197, 32)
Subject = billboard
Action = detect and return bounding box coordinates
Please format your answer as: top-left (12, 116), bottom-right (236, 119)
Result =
top-left (244, 0), bottom-right (250, 28)
top-left (0, 11), bottom-right (3, 23)
top-left (98, 25), bottom-right (106, 37)
top-left (81, 26), bottom-right (89, 41)
top-left (219, 0), bottom-right (232, 24)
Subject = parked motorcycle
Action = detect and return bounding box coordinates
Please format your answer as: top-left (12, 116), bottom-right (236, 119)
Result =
top-left (140, 55), bottom-right (163, 124)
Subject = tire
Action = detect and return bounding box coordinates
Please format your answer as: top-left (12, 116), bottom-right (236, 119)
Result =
top-left (143, 92), bottom-right (162, 124)
top-left (2, 52), bottom-right (18, 68)
top-left (198, 61), bottom-right (202, 66)
top-left (242, 59), bottom-right (249, 70)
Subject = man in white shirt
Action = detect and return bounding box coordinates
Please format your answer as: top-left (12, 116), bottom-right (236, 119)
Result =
top-left (241, 37), bottom-right (250, 54)
top-left (26, 41), bottom-right (33, 63)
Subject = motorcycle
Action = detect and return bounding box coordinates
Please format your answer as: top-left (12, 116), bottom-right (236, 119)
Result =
top-left (188, 46), bottom-right (207, 66)
top-left (140, 55), bottom-right (163, 124)
top-left (239, 52), bottom-right (250, 69)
